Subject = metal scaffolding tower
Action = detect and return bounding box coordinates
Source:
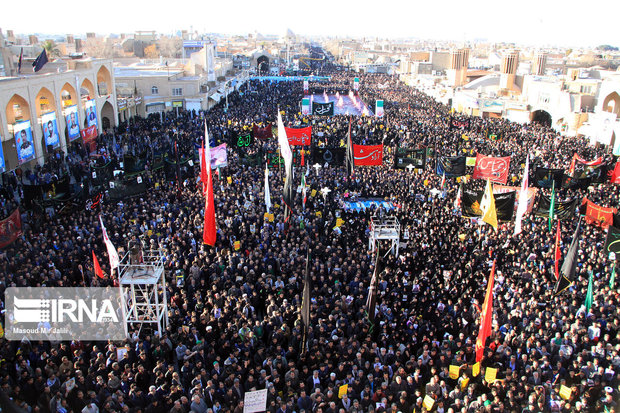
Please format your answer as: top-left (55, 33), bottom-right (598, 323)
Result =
top-left (369, 216), bottom-right (401, 257)
top-left (118, 249), bottom-right (168, 337)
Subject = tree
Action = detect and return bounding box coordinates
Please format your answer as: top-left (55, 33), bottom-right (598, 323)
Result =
top-left (144, 44), bottom-right (159, 59)
top-left (597, 44), bottom-right (619, 52)
top-left (157, 37), bottom-right (182, 58)
top-left (42, 40), bottom-right (60, 58)
top-left (84, 38), bottom-right (114, 58)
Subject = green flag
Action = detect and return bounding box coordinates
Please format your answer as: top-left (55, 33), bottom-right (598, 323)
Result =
top-left (585, 271), bottom-right (594, 313)
top-left (611, 265), bottom-right (616, 289)
top-left (549, 181), bottom-right (555, 232)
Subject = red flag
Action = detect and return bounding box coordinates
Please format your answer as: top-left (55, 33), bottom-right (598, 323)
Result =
top-left (475, 259), bottom-right (496, 362)
top-left (0, 209), bottom-right (22, 248)
top-left (584, 198), bottom-right (616, 228)
top-left (472, 154), bottom-right (511, 184)
top-left (203, 167), bottom-right (216, 246)
top-left (568, 154), bottom-right (577, 176)
top-left (575, 155), bottom-right (603, 166)
top-left (554, 221), bottom-right (561, 280)
top-left (353, 144), bottom-right (383, 166)
top-left (200, 141), bottom-right (208, 195)
top-left (284, 126), bottom-right (312, 146)
top-left (92, 250), bottom-right (105, 279)
top-left (611, 162), bottom-right (620, 184)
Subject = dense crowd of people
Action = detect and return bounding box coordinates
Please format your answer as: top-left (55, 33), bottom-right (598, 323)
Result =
top-left (0, 64), bottom-right (618, 413)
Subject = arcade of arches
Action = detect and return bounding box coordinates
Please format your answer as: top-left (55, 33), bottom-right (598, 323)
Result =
top-left (0, 63), bottom-right (117, 171)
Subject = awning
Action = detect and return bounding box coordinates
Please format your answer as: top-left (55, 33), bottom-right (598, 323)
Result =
top-left (209, 93), bottom-right (222, 102)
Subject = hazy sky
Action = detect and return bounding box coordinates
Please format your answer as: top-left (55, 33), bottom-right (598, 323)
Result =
top-left (2, 0), bottom-right (619, 48)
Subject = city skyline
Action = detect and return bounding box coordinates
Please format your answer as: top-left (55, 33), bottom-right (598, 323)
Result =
top-left (1, 0), bottom-right (619, 49)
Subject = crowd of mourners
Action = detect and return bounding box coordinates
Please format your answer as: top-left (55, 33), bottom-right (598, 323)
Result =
top-left (0, 63), bottom-right (618, 413)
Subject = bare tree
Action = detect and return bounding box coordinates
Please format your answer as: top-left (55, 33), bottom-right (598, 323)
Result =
top-left (84, 38), bottom-right (115, 58)
top-left (158, 37), bottom-right (183, 58)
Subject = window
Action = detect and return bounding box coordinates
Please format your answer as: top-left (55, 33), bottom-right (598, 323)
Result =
top-left (172, 88), bottom-right (183, 97)
top-left (580, 85), bottom-right (592, 94)
top-left (151, 86), bottom-right (159, 95)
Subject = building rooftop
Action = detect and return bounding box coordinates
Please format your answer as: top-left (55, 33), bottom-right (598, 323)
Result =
top-left (115, 67), bottom-right (183, 77)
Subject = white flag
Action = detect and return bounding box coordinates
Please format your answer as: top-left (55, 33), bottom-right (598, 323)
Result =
top-left (264, 165), bottom-right (271, 213)
top-left (277, 112), bottom-right (293, 172)
top-left (204, 122), bottom-right (212, 174)
top-left (514, 154), bottom-right (529, 236)
top-left (454, 185), bottom-right (461, 210)
top-left (99, 216), bottom-right (120, 271)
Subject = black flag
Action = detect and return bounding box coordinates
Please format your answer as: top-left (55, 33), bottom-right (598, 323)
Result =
top-left (533, 167), bottom-right (564, 188)
top-left (394, 148), bottom-right (426, 169)
top-left (17, 48), bottom-right (23, 74)
top-left (535, 196), bottom-right (578, 220)
top-left (555, 220), bottom-right (581, 295)
top-left (32, 49), bottom-right (48, 73)
top-left (461, 188), bottom-right (516, 222)
top-left (312, 102), bottom-right (334, 116)
top-left (437, 156), bottom-right (466, 177)
top-left (313, 148), bottom-right (345, 166)
top-left (346, 118), bottom-right (354, 177)
top-left (301, 252), bottom-right (311, 353)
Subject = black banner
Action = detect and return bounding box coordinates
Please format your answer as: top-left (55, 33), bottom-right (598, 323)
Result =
top-left (574, 163), bottom-right (611, 183)
top-left (312, 102), bottom-right (334, 116)
top-left (91, 162), bottom-right (114, 186)
top-left (164, 158), bottom-right (193, 180)
top-left (108, 177), bottom-right (148, 200)
top-left (605, 226), bottom-right (620, 254)
top-left (23, 176), bottom-right (72, 208)
top-left (534, 196), bottom-right (578, 220)
top-left (236, 134), bottom-right (253, 148)
top-left (313, 148), bottom-right (345, 166)
top-left (562, 174), bottom-right (591, 190)
top-left (533, 167), bottom-right (564, 188)
top-left (461, 189), bottom-right (516, 222)
top-left (152, 155), bottom-right (165, 171)
top-left (394, 148), bottom-right (426, 169)
top-left (265, 150), bottom-right (284, 168)
top-left (85, 192), bottom-right (104, 211)
top-left (450, 118), bottom-right (470, 130)
top-left (240, 152), bottom-right (262, 167)
top-left (124, 154), bottom-right (147, 175)
top-left (437, 156), bottom-right (466, 177)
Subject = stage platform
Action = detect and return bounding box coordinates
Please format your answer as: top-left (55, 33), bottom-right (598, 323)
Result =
top-left (309, 93), bottom-right (374, 116)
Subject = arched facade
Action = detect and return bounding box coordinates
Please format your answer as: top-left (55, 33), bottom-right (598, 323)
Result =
top-left (0, 60), bottom-right (118, 172)
top-left (4, 94), bottom-right (33, 170)
top-left (257, 55), bottom-right (269, 73)
top-left (80, 78), bottom-right (96, 100)
top-left (100, 101), bottom-right (116, 130)
top-left (60, 82), bottom-right (77, 109)
top-left (34, 87), bottom-right (57, 118)
top-left (531, 109), bottom-right (552, 127)
top-left (5, 94), bottom-right (31, 124)
top-left (602, 92), bottom-right (620, 118)
top-left (96, 66), bottom-right (112, 96)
